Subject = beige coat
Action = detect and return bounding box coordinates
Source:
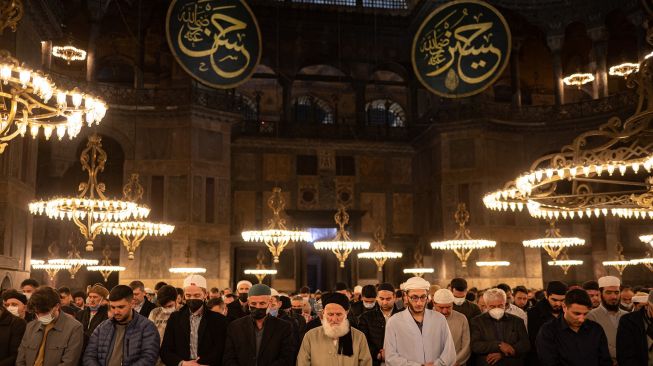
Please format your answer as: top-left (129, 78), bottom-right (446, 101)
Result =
top-left (587, 305), bottom-right (628, 362)
top-left (446, 310), bottom-right (471, 366)
top-left (297, 326), bottom-right (372, 366)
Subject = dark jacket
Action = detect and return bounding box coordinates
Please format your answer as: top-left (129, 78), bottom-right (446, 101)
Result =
top-left (160, 305), bottom-right (229, 366)
top-left (76, 305), bottom-right (109, 350)
top-left (277, 312), bottom-right (301, 356)
top-left (303, 316), bottom-right (322, 339)
top-left (357, 305), bottom-right (400, 366)
top-left (226, 300), bottom-right (249, 322)
top-left (0, 308), bottom-right (26, 366)
top-left (526, 298), bottom-right (558, 366)
top-left (223, 315), bottom-right (296, 366)
top-left (617, 307), bottom-right (650, 366)
top-left (536, 315), bottom-right (611, 366)
top-left (62, 304), bottom-right (81, 316)
top-left (453, 300), bottom-right (482, 322)
top-left (83, 310), bottom-right (160, 366)
top-left (138, 298), bottom-right (157, 319)
top-left (470, 312), bottom-right (530, 366)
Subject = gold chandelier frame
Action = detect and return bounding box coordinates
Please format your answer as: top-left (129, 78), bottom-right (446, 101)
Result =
top-left (358, 226), bottom-right (402, 271)
top-left (522, 220), bottom-right (585, 260)
top-left (431, 203), bottom-right (496, 267)
top-left (314, 206), bottom-right (370, 268)
top-left (87, 246), bottom-right (125, 282)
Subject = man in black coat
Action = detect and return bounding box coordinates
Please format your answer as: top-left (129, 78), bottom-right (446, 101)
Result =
top-left (357, 283), bottom-right (400, 366)
top-left (75, 284), bottom-right (110, 351)
top-left (526, 280), bottom-right (568, 366)
top-left (0, 304), bottom-right (26, 366)
top-left (161, 274), bottom-right (229, 366)
top-left (223, 284), bottom-right (295, 366)
top-left (616, 291), bottom-right (652, 366)
top-left (129, 280), bottom-right (157, 318)
top-left (226, 280), bottom-right (252, 321)
top-left (350, 285), bottom-right (378, 323)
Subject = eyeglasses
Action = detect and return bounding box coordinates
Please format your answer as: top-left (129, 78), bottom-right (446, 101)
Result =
top-left (409, 295), bottom-right (428, 302)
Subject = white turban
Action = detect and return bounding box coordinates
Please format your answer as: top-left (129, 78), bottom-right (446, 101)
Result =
top-left (354, 285), bottom-right (363, 294)
top-left (598, 276), bottom-right (620, 288)
top-left (403, 276), bottom-right (430, 291)
top-left (433, 289), bottom-right (455, 304)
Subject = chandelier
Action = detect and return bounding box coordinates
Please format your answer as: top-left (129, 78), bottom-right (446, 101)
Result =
top-left (631, 252), bottom-right (653, 272)
top-left (0, 51), bottom-right (106, 153)
top-left (358, 226), bottom-right (402, 272)
top-left (241, 187), bottom-right (311, 263)
top-left (402, 267), bottom-right (434, 276)
top-left (29, 134), bottom-right (150, 252)
top-left (639, 234), bottom-right (653, 248)
top-left (522, 220), bottom-right (585, 260)
top-left (547, 258), bottom-right (583, 275)
top-left (100, 174), bottom-right (174, 260)
top-left (168, 243), bottom-right (206, 274)
top-left (431, 203), bottom-right (496, 268)
top-left (475, 247), bottom-right (510, 269)
top-left (32, 263), bottom-right (71, 282)
top-left (30, 259), bottom-right (44, 265)
top-left (314, 206), bottom-right (370, 268)
top-left (562, 72), bottom-right (594, 88)
top-left (87, 245), bottom-right (125, 282)
top-left (244, 250), bottom-right (277, 283)
top-left (402, 241), bottom-right (433, 277)
top-left (609, 63), bottom-right (639, 77)
top-left (48, 240), bottom-right (98, 279)
top-left (483, 50), bottom-right (653, 221)
top-left (602, 243), bottom-right (631, 276)
top-left (52, 36), bottom-right (87, 65)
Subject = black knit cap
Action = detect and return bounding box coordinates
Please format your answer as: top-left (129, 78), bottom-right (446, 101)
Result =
top-left (322, 292), bottom-right (350, 311)
top-left (279, 295), bottom-right (292, 310)
top-left (362, 285), bottom-right (377, 298)
top-left (546, 280), bottom-right (569, 296)
top-left (378, 283), bottom-right (394, 293)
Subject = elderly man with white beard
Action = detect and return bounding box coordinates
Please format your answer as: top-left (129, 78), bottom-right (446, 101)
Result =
top-left (384, 277), bottom-right (457, 366)
top-left (432, 289), bottom-right (470, 366)
top-left (297, 292), bottom-right (372, 366)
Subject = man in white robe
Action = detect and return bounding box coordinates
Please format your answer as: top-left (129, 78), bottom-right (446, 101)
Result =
top-left (384, 276), bottom-right (456, 366)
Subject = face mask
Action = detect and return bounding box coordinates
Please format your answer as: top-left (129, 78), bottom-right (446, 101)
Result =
top-left (239, 293), bottom-right (248, 303)
top-left (621, 302), bottom-right (633, 310)
top-left (268, 308), bottom-right (278, 317)
top-left (6, 306), bottom-right (19, 317)
top-left (489, 308), bottom-right (505, 320)
top-left (292, 308), bottom-right (303, 315)
top-left (24, 293), bottom-right (31, 300)
top-left (453, 297), bottom-right (466, 306)
top-left (250, 307), bottom-right (267, 320)
top-left (186, 299), bottom-right (204, 313)
top-left (363, 302), bottom-right (376, 309)
top-left (38, 310), bottom-right (55, 325)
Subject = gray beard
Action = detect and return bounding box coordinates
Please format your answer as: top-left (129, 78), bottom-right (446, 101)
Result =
top-left (322, 318), bottom-right (350, 339)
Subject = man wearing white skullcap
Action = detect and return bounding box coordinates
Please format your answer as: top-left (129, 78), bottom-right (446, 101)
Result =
top-left (227, 280), bottom-right (253, 321)
top-left (384, 277), bottom-right (456, 366)
top-left (432, 289), bottom-right (470, 366)
top-left (616, 290), bottom-right (653, 365)
top-left (587, 276), bottom-right (627, 363)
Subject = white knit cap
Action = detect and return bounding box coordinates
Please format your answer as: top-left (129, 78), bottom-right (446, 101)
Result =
top-left (597, 276), bottom-right (620, 288)
top-left (632, 293), bottom-right (649, 303)
top-left (270, 288), bottom-right (279, 297)
top-left (403, 276), bottom-right (430, 291)
top-left (433, 289), bottom-right (455, 304)
top-left (236, 280), bottom-right (253, 290)
top-left (354, 285), bottom-right (363, 294)
top-left (183, 274), bottom-right (207, 289)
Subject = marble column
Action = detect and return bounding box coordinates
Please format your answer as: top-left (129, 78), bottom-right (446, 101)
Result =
top-left (511, 39), bottom-right (524, 109)
top-left (588, 27), bottom-right (608, 98)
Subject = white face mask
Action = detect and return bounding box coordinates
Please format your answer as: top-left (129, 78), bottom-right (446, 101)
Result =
top-left (24, 293), bottom-right (31, 300)
top-left (6, 305), bottom-right (19, 317)
top-left (363, 301), bottom-right (376, 309)
top-left (489, 308), bottom-right (505, 320)
top-left (453, 297), bottom-right (466, 306)
top-left (37, 310), bottom-right (55, 325)
top-left (621, 302), bottom-right (633, 310)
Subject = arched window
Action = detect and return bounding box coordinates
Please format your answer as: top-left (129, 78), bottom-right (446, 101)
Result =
top-left (237, 94), bottom-right (258, 121)
top-left (365, 99), bottom-right (406, 127)
top-left (292, 95), bottom-right (334, 124)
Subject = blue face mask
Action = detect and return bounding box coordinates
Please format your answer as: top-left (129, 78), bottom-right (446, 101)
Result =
top-left (268, 308), bottom-right (279, 317)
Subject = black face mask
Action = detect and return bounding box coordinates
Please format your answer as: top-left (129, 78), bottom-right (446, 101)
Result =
top-left (292, 308), bottom-right (303, 315)
top-left (239, 293), bottom-right (248, 303)
top-left (187, 299), bottom-right (204, 313)
top-left (250, 307), bottom-right (267, 320)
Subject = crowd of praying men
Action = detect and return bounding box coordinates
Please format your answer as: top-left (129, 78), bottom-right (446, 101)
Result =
top-left (0, 274), bottom-right (651, 366)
